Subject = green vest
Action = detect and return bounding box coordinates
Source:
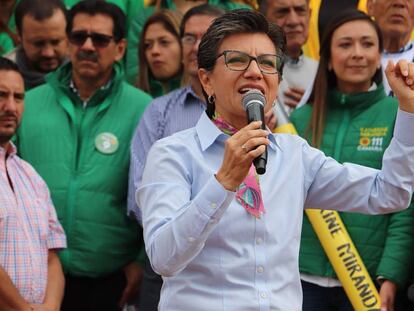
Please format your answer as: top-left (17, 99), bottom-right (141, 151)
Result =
top-left (16, 62), bottom-right (152, 277)
top-left (290, 85), bottom-right (414, 287)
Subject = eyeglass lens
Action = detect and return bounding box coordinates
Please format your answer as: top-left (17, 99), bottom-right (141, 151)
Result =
top-left (224, 51), bottom-right (280, 74)
top-left (69, 31), bottom-right (113, 48)
top-left (182, 34), bottom-right (203, 46)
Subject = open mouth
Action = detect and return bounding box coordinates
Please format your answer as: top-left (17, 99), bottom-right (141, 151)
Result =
top-left (238, 87), bottom-right (265, 95)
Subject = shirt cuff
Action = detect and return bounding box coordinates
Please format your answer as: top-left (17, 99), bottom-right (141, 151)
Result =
top-left (48, 235), bottom-right (67, 250)
top-left (393, 109), bottom-right (414, 145)
top-left (193, 174), bottom-right (235, 219)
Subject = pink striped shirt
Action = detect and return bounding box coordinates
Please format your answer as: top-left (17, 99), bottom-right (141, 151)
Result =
top-left (0, 143), bottom-right (66, 304)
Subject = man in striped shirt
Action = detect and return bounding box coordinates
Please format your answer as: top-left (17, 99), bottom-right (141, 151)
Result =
top-left (0, 57), bottom-right (66, 311)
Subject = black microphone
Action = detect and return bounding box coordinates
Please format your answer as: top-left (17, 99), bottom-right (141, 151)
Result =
top-left (242, 89), bottom-right (267, 175)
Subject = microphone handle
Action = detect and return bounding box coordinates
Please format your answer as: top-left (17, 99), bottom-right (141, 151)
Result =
top-left (246, 104), bottom-right (267, 174)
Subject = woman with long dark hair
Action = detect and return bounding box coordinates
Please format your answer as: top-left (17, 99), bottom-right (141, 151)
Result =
top-left (137, 9), bottom-right (183, 97)
top-left (291, 9), bottom-right (414, 311)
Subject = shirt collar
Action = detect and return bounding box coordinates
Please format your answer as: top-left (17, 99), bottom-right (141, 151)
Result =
top-left (384, 41), bottom-right (413, 54)
top-left (183, 85), bottom-right (204, 105)
top-left (0, 142), bottom-right (17, 159)
top-left (195, 112), bottom-right (279, 152)
top-left (69, 75), bottom-right (114, 107)
top-left (285, 51), bottom-right (304, 66)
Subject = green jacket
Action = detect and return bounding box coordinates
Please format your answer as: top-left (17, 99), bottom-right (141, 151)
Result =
top-left (147, 74), bottom-right (181, 98)
top-left (290, 85), bottom-right (414, 287)
top-left (125, 0), bottom-right (252, 84)
top-left (16, 62), bottom-right (152, 277)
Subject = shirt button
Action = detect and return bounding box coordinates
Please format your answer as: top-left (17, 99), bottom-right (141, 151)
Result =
top-left (187, 237), bottom-right (195, 242)
top-left (260, 291), bottom-right (268, 299)
top-left (257, 266), bottom-right (264, 274)
top-left (210, 202), bottom-right (217, 209)
top-left (256, 237), bottom-right (263, 245)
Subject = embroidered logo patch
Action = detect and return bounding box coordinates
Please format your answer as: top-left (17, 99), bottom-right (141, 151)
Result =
top-left (357, 127), bottom-right (387, 152)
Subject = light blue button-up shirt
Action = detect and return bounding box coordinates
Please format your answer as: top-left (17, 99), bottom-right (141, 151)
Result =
top-left (138, 110), bottom-right (414, 311)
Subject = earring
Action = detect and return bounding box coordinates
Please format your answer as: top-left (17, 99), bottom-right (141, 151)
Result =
top-left (208, 95), bottom-right (215, 104)
top-left (272, 100), bottom-right (277, 108)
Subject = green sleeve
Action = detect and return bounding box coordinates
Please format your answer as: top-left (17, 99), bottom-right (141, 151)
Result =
top-left (376, 201), bottom-right (414, 288)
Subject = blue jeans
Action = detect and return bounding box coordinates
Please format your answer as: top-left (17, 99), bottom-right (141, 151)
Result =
top-left (301, 280), bottom-right (354, 311)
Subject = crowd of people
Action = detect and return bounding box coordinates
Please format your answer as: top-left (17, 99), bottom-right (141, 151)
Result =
top-left (1, 0), bottom-right (414, 311)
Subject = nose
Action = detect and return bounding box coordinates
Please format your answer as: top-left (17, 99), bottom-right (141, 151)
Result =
top-left (2, 95), bottom-right (18, 114)
top-left (192, 37), bottom-right (203, 54)
top-left (81, 37), bottom-right (95, 50)
top-left (286, 9), bottom-right (300, 26)
top-left (150, 43), bottom-right (161, 55)
top-left (41, 43), bottom-right (55, 57)
top-left (391, 0), bottom-right (406, 8)
top-left (243, 59), bottom-right (263, 79)
top-left (352, 43), bottom-right (364, 58)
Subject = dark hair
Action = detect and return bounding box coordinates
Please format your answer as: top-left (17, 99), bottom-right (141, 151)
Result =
top-left (137, 9), bottom-right (183, 92)
top-left (66, 0), bottom-right (126, 41)
top-left (15, 0), bottom-right (67, 35)
top-left (0, 57), bottom-right (21, 73)
top-left (309, 9), bottom-right (383, 148)
top-left (179, 4), bottom-right (225, 38)
top-left (197, 9), bottom-right (286, 118)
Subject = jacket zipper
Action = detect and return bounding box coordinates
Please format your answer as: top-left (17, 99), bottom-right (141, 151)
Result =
top-left (63, 106), bottom-right (86, 271)
top-left (333, 95), bottom-right (350, 161)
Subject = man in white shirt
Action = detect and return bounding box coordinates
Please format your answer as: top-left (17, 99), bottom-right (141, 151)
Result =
top-left (261, 0), bottom-right (318, 113)
top-left (368, 0), bottom-right (414, 95)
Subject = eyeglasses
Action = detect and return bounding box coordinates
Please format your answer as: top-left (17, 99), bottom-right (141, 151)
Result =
top-left (181, 34), bottom-right (203, 46)
top-left (69, 31), bottom-right (114, 48)
top-left (217, 50), bottom-right (282, 74)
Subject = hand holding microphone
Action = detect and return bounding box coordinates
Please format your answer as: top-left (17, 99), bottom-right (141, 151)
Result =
top-left (215, 89), bottom-right (269, 191)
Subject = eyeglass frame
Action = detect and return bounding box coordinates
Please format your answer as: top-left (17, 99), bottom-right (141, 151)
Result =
top-left (181, 33), bottom-right (204, 46)
top-left (216, 50), bottom-right (283, 75)
top-left (68, 30), bottom-right (116, 48)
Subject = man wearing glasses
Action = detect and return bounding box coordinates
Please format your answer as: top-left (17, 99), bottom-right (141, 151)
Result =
top-left (15, 1), bottom-right (152, 310)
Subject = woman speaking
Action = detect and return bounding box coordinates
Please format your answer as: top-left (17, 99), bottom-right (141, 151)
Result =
top-left (137, 9), bottom-right (414, 311)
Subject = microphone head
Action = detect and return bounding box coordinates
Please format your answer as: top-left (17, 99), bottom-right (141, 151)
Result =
top-left (242, 89), bottom-right (266, 111)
